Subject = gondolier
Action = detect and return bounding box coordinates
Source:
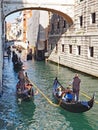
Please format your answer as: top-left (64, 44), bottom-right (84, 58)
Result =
top-left (72, 73), bottom-right (81, 101)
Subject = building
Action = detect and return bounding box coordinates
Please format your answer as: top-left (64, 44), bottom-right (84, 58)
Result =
top-left (22, 10), bottom-right (32, 42)
top-left (48, 0), bottom-right (98, 77)
top-left (27, 10), bottom-right (49, 60)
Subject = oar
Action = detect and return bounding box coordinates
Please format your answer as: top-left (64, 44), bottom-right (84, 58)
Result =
top-left (29, 79), bottom-right (60, 107)
top-left (80, 91), bottom-right (98, 104)
top-left (68, 85), bottom-right (98, 104)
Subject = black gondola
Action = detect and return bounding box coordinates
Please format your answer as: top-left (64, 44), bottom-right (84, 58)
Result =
top-left (13, 61), bottom-right (23, 71)
top-left (27, 49), bottom-right (33, 60)
top-left (52, 77), bottom-right (95, 113)
top-left (12, 51), bottom-right (23, 71)
top-left (16, 80), bottom-right (34, 102)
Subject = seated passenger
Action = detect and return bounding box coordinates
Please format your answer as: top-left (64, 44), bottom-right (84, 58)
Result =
top-left (65, 92), bottom-right (73, 102)
top-left (62, 90), bottom-right (73, 102)
top-left (62, 93), bottom-right (66, 101)
top-left (57, 87), bottom-right (62, 98)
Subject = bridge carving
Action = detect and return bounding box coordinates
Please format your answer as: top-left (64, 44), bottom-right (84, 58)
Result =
top-left (2, 0), bottom-right (74, 24)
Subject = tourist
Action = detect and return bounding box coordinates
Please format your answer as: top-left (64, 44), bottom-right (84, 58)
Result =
top-left (57, 87), bottom-right (62, 98)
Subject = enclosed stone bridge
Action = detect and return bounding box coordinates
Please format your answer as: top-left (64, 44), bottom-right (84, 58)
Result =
top-left (2, 0), bottom-right (74, 24)
top-left (0, 0), bottom-right (74, 93)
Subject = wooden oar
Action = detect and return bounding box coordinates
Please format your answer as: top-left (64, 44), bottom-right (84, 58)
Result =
top-left (68, 85), bottom-right (98, 104)
top-left (80, 91), bottom-right (98, 104)
top-left (29, 79), bottom-right (60, 107)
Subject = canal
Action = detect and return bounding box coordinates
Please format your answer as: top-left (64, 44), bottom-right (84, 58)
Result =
top-left (0, 56), bottom-right (98, 130)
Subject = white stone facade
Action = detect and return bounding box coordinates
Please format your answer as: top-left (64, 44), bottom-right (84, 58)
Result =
top-left (48, 0), bottom-right (98, 77)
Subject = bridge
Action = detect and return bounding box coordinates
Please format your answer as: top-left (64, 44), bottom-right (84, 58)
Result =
top-left (0, 0), bottom-right (74, 93)
top-left (2, 0), bottom-right (74, 24)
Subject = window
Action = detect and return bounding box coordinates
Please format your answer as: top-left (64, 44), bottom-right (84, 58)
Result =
top-left (80, 0), bottom-right (83, 2)
top-left (51, 44), bottom-right (53, 50)
top-left (52, 23), bottom-right (54, 31)
top-left (69, 45), bottom-right (72, 54)
top-left (91, 13), bottom-right (96, 23)
top-left (62, 44), bottom-right (64, 52)
top-left (56, 44), bottom-right (58, 52)
top-left (63, 20), bottom-right (66, 28)
top-left (77, 46), bottom-right (81, 55)
top-left (89, 47), bottom-right (94, 57)
top-left (80, 16), bottom-right (83, 27)
top-left (57, 22), bottom-right (60, 29)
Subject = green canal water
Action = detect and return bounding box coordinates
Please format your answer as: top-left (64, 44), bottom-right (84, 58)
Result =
top-left (0, 57), bottom-right (98, 130)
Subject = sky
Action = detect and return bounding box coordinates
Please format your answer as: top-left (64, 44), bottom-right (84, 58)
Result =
top-left (5, 12), bottom-right (20, 22)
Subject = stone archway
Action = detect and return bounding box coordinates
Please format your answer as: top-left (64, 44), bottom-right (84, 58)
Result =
top-left (0, 0), bottom-right (74, 92)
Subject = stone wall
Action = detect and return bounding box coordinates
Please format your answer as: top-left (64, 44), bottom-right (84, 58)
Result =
top-left (48, 35), bottom-right (98, 77)
top-left (48, 0), bottom-right (98, 77)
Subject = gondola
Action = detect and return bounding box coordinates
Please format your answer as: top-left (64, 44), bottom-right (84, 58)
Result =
top-left (27, 49), bottom-right (33, 60)
top-left (16, 80), bottom-right (34, 102)
top-left (52, 77), bottom-right (95, 113)
top-left (27, 52), bottom-right (32, 60)
top-left (12, 51), bottom-right (23, 71)
top-left (13, 61), bottom-right (23, 71)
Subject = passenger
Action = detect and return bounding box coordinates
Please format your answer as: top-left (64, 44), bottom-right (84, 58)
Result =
top-left (62, 91), bottom-right (73, 102)
top-left (25, 83), bottom-right (32, 90)
top-left (16, 80), bottom-right (25, 92)
top-left (18, 70), bottom-right (25, 81)
top-left (62, 93), bottom-right (66, 101)
top-left (65, 92), bottom-right (73, 102)
top-left (57, 87), bottom-right (62, 98)
top-left (23, 84), bottom-right (33, 96)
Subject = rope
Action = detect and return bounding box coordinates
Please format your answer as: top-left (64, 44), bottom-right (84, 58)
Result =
top-left (29, 79), bottom-right (60, 107)
top-left (80, 91), bottom-right (98, 104)
top-left (29, 79), bottom-right (98, 105)
top-left (69, 85), bottom-right (98, 104)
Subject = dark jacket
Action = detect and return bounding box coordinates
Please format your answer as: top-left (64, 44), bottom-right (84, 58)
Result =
top-left (72, 77), bottom-right (81, 92)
